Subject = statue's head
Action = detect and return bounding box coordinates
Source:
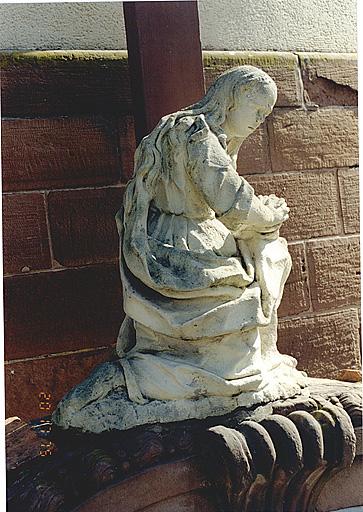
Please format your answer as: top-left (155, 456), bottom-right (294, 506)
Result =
top-left (192, 65), bottom-right (277, 142)
top-left (128, 66), bottom-right (277, 195)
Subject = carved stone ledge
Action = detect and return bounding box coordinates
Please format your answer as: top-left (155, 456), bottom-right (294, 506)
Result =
top-left (6, 378), bottom-right (362, 512)
top-left (200, 390), bottom-right (359, 511)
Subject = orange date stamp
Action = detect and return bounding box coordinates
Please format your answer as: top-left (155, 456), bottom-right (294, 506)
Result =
top-left (38, 392), bottom-right (55, 457)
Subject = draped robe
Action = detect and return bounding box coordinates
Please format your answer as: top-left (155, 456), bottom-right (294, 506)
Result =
top-left (116, 113), bottom-right (305, 405)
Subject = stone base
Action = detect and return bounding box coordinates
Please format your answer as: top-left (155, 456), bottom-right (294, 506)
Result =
top-left (52, 358), bottom-right (307, 433)
top-left (6, 378), bottom-right (362, 512)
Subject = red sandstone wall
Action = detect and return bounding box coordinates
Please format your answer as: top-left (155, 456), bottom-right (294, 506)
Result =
top-left (1, 51), bottom-right (360, 419)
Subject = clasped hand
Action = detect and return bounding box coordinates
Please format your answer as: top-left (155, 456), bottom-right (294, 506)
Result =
top-left (238, 192), bottom-right (290, 239)
top-left (258, 194), bottom-right (290, 226)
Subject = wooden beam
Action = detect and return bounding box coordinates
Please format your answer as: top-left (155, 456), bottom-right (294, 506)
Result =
top-left (123, 1), bottom-right (205, 144)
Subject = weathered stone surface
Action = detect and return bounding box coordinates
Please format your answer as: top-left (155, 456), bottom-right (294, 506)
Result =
top-left (316, 458), bottom-right (363, 511)
top-left (338, 167), bottom-right (360, 234)
top-left (335, 369), bottom-right (362, 383)
top-left (247, 170), bottom-right (342, 241)
top-left (299, 52), bottom-right (357, 107)
top-left (278, 309), bottom-right (361, 379)
top-left (74, 459), bottom-right (211, 512)
top-left (2, 192), bottom-right (51, 275)
top-left (269, 108), bottom-right (358, 171)
top-left (6, 379), bottom-right (362, 512)
top-left (5, 347), bottom-right (115, 420)
top-left (2, 117), bottom-right (122, 192)
top-left (237, 124), bottom-right (271, 174)
top-left (48, 186), bottom-right (124, 267)
top-left (204, 51), bottom-right (303, 106)
top-left (4, 264), bottom-right (122, 359)
top-left (306, 236), bottom-right (360, 311)
top-left (2, 51), bottom-right (356, 119)
top-left (0, 50), bottom-right (132, 117)
top-left (197, 384), bottom-right (359, 512)
top-left (279, 242), bottom-right (311, 317)
top-left (137, 491), bottom-right (217, 512)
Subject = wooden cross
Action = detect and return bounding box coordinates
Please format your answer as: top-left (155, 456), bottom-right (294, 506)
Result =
top-left (123, 0), bottom-right (205, 144)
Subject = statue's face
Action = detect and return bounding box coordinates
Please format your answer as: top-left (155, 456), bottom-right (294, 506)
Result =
top-left (223, 80), bottom-right (277, 140)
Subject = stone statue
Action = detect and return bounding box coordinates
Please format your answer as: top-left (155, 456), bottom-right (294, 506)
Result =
top-left (53, 66), bottom-right (307, 433)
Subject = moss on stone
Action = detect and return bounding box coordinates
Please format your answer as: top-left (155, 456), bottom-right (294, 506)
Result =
top-left (1, 49), bottom-right (355, 72)
top-left (0, 50), bottom-right (128, 69)
top-left (296, 52), bottom-right (357, 64)
top-left (203, 51), bottom-right (298, 69)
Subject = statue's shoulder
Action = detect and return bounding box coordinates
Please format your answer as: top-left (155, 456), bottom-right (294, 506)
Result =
top-left (174, 114), bottom-right (211, 143)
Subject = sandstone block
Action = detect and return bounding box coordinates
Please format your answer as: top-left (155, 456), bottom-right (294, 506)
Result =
top-left (2, 117), bottom-right (121, 192)
top-left (2, 193), bottom-right (51, 275)
top-left (279, 242), bottom-right (311, 317)
top-left (204, 51), bottom-right (303, 107)
top-left (237, 124), bottom-right (271, 174)
top-left (118, 115), bottom-right (136, 181)
top-left (298, 52), bottom-right (357, 106)
top-left (335, 369), bottom-right (362, 383)
top-left (5, 347), bottom-right (115, 420)
top-left (269, 108), bottom-right (358, 171)
top-left (1, 50), bottom-right (303, 118)
top-left (4, 264), bottom-right (123, 360)
top-left (246, 170), bottom-right (342, 241)
top-left (306, 236), bottom-right (360, 312)
top-left (48, 187), bottom-right (124, 267)
top-left (338, 168), bottom-right (360, 234)
top-left (316, 458), bottom-right (363, 511)
top-left (278, 309), bottom-right (361, 379)
top-left (0, 51), bottom-right (132, 117)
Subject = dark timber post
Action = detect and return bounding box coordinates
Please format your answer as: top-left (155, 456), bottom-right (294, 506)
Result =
top-left (123, 1), bottom-right (205, 145)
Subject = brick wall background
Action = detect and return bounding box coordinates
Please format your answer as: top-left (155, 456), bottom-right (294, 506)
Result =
top-left (1, 51), bottom-right (360, 420)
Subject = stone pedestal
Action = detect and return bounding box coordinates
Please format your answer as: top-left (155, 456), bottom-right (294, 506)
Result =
top-left (6, 378), bottom-right (362, 512)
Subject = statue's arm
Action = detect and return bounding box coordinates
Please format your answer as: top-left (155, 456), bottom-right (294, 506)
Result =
top-left (187, 127), bottom-right (287, 233)
top-left (246, 195), bottom-right (288, 230)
